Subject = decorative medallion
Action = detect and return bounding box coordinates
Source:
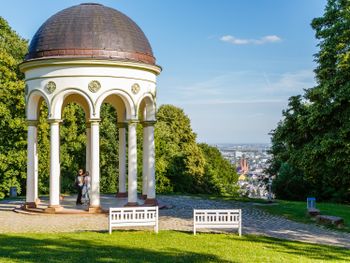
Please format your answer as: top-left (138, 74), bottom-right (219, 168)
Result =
top-left (131, 83), bottom-right (140, 94)
top-left (45, 81), bottom-right (56, 94)
top-left (88, 80), bottom-right (101, 93)
top-left (25, 84), bottom-right (29, 96)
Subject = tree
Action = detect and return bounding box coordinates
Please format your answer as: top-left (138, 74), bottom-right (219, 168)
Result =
top-left (153, 105), bottom-right (239, 196)
top-left (0, 17), bottom-right (28, 198)
top-left (199, 143), bottom-right (239, 196)
top-left (155, 105), bottom-right (205, 193)
top-left (269, 0), bottom-right (350, 202)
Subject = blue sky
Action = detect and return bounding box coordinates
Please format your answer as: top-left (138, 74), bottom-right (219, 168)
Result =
top-left (1, 0), bottom-right (327, 144)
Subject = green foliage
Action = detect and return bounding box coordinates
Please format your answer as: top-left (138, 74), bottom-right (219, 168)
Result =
top-left (269, 0), bottom-right (350, 202)
top-left (199, 143), bottom-right (239, 196)
top-left (153, 105), bottom-right (238, 196)
top-left (37, 104), bottom-right (50, 194)
top-left (99, 104), bottom-right (118, 193)
top-left (0, 17), bottom-right (28, 198)
top-left (155, 105), bottom-right (205, 193)
top-left (272, 163), bottom-right (310, 201)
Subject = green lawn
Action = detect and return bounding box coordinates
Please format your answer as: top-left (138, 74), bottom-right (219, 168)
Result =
top-left (256, 200), bottom-right (350, 232)
top-left (0, 231), bottom-right (349, 262)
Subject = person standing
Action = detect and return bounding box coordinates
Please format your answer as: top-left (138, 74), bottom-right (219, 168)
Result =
top-left (75, 169), bottom-right (84, 205)
top-left (82, 171), bottom-right (91, 205)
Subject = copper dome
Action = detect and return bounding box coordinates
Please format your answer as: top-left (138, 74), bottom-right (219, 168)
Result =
top-left (26, 3), bottom-right (155, 65)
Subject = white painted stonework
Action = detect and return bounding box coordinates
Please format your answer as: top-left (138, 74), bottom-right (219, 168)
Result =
top-left (21, 59), bottom-right (161, 211)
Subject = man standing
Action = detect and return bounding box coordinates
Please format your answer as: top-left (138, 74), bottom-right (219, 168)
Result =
top-left (75, 169), bottom-right (84, 205)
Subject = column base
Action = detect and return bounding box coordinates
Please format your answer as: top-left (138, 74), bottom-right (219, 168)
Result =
top-left (44, 205), bottom-right (63, 214)
top-left (23, 202), bottom-right (37, 209)
top-left (144, 198), bottom-right (158, 206)
top-left (88, 206), bottom-right (102, 213)
top-left (124, 202), bottom-right (139, 207)
top-left (140, 194), bottom-right (147, 200)
top-left (116, 192), bottom-right (128, 198)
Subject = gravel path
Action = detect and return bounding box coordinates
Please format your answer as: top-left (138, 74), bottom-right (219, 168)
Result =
top-left (0, 195), bottom-right (349, 249)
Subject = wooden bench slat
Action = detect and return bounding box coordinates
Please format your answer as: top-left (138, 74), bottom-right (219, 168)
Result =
top-left (109, 206), bottom-right (158, 234)
top-left (193, 209), bottom-right (242, 236)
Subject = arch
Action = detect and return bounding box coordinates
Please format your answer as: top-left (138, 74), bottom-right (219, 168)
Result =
top-left (51, 88), bottom-right (94, 120)
top-left (96, 89), bottom-right (135, 120)
top-left (26, 89), bottom-right (50, 120)
top-left (137, 93), bottom-right (156, 121)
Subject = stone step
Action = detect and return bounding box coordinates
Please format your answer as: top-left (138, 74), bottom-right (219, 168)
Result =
top-left (316, 215), bottom-right (344, 228)
top-left (307, 208), bottom-right (320, 217)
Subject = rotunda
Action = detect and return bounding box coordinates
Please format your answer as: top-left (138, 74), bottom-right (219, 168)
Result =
top-left (20, 3), bottom-right (161, 213)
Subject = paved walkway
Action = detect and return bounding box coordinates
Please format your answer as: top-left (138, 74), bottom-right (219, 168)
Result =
top-left (0, 195), bottom-right (349, 249)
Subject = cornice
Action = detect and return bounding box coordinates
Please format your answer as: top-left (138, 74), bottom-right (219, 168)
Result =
top-left (20, 58), bottom-right (162, 75)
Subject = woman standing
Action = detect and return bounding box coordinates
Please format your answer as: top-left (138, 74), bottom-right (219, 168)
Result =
top-left (82, 171), bottom-right (91, 205)
top-left (75, 169), bottom-right (84, 205)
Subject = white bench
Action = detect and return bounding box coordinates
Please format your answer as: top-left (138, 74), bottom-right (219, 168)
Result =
top-left (109, 206), bottom-right (159, 234)
top-left (193, 209), bottom-right (242, 236)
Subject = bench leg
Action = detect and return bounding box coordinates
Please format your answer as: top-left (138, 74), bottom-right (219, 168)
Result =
top-left (193, 225), bottom-right (196, 235)
top-left (154, 222), bottom-right (159, 234)
top-left (109, 225), bottom-right (112, 234)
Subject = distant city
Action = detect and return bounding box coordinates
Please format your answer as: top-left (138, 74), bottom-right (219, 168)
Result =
top-left (215, 143), bottom-right (274, 200)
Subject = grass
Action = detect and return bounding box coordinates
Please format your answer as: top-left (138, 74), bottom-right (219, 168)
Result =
top-left (0, 231), bottom-right (349, 262)
top-left (163, 192), bottom-right (267, 203)
top-left (256, 200), bottom-right (350, 233)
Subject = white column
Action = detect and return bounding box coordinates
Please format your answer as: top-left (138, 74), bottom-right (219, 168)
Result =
top-left (142, 123), bottom-right (149, 199)
top-left (48, 119), bottom-right (62, 210)
top-left (126, 120), bottom-right (138, 206)
top-left (26, 120), bottom-right (38, 208)
top-left (145, 121), bottom-right (157, 205)
top-left (89, 119), bottom-right (100, 209)
top-left (34, 131), bottom-right (39, 203)
top-left (117, 123), bottom-right (127, 197)
top-left (86, 124), bottom-right (91, 174)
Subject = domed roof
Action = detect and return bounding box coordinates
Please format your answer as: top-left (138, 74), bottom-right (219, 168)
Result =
top-left (26, 3), bottom-right (155, 65)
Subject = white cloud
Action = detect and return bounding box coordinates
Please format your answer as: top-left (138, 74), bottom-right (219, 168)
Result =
top-left (263, 70), bottom-right (315, 93)
top-left (161, 70), bottom-right (315, 106)
top-left (175, 99), bottom-right (284, 105)
top-left (220, 35), bottom-right (282, 45)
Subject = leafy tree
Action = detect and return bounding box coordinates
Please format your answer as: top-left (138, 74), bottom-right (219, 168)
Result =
top-left (199, 143), bottom-right (239, 196)
top-left (155, 105), bottom-right (205, 193)
top-left (0, 17), bottom-right (28, 198)
top-left (154, 105), bottom-right (239, 196)
top-left (269, 0), bottom-right (350, 202)
top-left (59, 104), bottom-right (87, 193)
top-left (272, 163), bottom-right (310, 201)
top-left (99, 103), bottom-right (119, 193)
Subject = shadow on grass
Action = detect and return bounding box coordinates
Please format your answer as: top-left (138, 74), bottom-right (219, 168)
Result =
top-left (225, 234), bottom-right (350, 262)
top-left (0, 233), bottom-right (230, 263)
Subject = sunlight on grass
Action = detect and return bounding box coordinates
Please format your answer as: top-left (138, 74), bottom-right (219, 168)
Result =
top-left (0, 231), bottom-right (349, 262)
top-left (257, 200), bottom-right (350, 233)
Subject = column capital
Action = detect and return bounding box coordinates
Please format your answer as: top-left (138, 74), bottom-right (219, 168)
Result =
top-left (47, 119), bottom-right (63, 124)
top-left (141, 120), bottom-right (156, 127)
top-left (117, 122), bottom-right (128, 128)
top-left (89, 119), bottom-right (101, 125)
top-left (127, 119), bottom-right (139, 125)
top-left (26, 120), bottom-right (39, 126)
